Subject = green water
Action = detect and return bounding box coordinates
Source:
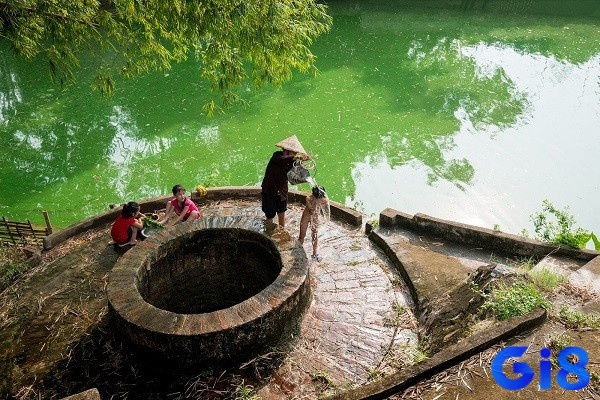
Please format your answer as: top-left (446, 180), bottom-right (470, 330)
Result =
top-left (1, 0), bottom-right (599, 238)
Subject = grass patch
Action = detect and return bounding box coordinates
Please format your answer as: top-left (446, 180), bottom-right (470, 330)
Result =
top-left (387, 343), bottom-right (429, 368)
top-left (527, 268), bottom-right (566, 292)
top-left (482, 280), bottom-right (550, 320)
top-left (556, 305), bottom-right (600, 330)
top-left (367, 368), bottom-right (384, 382)
top-left (233, 381), bottom-right (259, 400)
top-left (489, 254), bottom-right (537, 271)
top-left (349, 241), bottom-right (362, 251)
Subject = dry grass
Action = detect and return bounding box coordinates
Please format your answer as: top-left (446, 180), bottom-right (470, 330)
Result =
top-left (388, 345), bottom-right (501, 399)
top-left (42, 227), bottom-right (109, 264)
top-left (556, 282), bottom-right (596, 305)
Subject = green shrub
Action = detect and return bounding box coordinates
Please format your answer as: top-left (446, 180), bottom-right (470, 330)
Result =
top-left (482, 281), bottom-right (549, 320)
top-left (531, 199), bottom-right (600, 250)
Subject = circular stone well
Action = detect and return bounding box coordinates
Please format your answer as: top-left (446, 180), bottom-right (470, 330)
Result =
top-left (107, 216), bottom-right (311, 366)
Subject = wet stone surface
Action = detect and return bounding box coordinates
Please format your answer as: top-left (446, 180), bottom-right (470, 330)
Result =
top-left (0, 198), bottom-right (414, 399)
top-left (203, 201), bottom-right (414, 397)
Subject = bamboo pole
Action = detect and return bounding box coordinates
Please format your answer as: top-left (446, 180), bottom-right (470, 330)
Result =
top-left (43, 211), bottom-right (53, 235)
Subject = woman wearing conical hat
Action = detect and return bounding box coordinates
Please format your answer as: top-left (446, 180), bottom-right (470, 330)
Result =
top-left (261, 135), bottom-right (310, 228)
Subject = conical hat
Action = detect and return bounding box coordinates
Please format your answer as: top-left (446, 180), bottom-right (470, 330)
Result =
top-left (275, 135), bottom-right (307, 154)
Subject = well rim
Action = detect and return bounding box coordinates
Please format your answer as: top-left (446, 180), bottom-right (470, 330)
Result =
top-left (107, 216), bottom-right (309, 337)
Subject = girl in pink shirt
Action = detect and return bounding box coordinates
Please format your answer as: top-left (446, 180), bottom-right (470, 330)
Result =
top-left (158, 184), bottom-right (201, 227)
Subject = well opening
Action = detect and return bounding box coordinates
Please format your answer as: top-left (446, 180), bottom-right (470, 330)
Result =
top-left (107, 216), bottom-right (311, 367)
top-left (142, 229), bottom-right (281, 314)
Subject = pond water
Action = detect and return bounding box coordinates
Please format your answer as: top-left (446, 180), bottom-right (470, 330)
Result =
top-left (1, 0), bottom-right (599, 241)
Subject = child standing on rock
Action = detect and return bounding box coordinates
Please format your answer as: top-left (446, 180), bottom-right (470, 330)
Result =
top-left (298, 185), bottom-right (330, 262)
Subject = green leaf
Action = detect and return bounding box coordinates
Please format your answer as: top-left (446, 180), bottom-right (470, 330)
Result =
top-left (591, 232), bottom-right (600, 252)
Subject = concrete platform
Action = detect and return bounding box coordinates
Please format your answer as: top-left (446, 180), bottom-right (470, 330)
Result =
top-left (1, 191), bottom-right (599, 399)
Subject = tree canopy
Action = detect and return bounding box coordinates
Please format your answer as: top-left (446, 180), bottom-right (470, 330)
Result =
top-left (0, 0), bottom-right (332, 114)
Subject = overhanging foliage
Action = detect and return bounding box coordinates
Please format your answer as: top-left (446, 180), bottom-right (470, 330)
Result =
top-left (0, 0), bottom-right (332, 114)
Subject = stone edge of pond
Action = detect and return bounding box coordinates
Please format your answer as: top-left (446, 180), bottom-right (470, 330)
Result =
top-left (322, 308), bottom-right (547, 400)
top-left (42, 186), bottom-right (363, 250)
top-left (370, 207), bottom-right (598, 261)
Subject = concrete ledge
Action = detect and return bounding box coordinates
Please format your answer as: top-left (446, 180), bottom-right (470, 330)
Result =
top-left (323, 308), bottom-right (547, 400)
top-left (59, 388), bottom-right (101, 400)
top-left (368, 231), bottom-right (418, 307)
top-left (378, 208), bottom-right (597, 261)
top-left (288, 189), bottom-right (362, 226)
top-left (43, 194), bottom-right (173, 250)
top-left (44, 186), bottom-right (362, 250)
top-left (192, 186), bottom-right (362, 226)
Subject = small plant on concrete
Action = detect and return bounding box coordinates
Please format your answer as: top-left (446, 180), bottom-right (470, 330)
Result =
top-left (547, 332), bottom-right (573, 352)
top-left (367, 368), bottom-right (384, 382)
top-left (349, 241), bottom-right (362, 251)
top-left (370, 218), bottom-right (380, 229)
top-left (406, 345), bottom-right (429, 365)
top-left (531, 199), bottom-right (600, 250)
top-left (482, 280), bottom-right (550, 320)
top-left (591, 371), bottom-right (600, 386)
top-left (384, 301), bottom-right (417, 329)
top-left (233, 380), bottom-right (259, 400)
top-left (515, 256), bottom-right (538, 271)
top-left (387, 343), bottom-right (428, 368)
top-left (527, 268), bottom-right (566, 292)
top-left (546, 332), bottom-right (573, 368)
top-left (310, 370), bottom-right (336, 392)
top-left (556, 305), bottom-right (600, 330)
top-left (489, 254), bottom-right (537, 271)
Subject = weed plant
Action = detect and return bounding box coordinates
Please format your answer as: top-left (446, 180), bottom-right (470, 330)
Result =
top-left (482, 281), bottom-right (550, 320)
top-left (531, 199), bottom-right (600, 250)
top-left (527, 268), bottom-right (566, 292)
top-left (547, 332), bottom-right (573, 352)
top-left (557, 305), bottom-right (600, 330)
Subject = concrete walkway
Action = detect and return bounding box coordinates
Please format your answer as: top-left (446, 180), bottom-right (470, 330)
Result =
top-left (1, 194), bottom-right (599, 400)
top-left (0, 197), bottom-right (415, 399)
top-left (203, 200), bottom-right (416, 398)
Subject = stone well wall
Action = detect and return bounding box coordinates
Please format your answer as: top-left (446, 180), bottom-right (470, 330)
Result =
top-left (107, 216), bottom-right (311, 367)
top-left (142, 228), bottom-right (282, 314)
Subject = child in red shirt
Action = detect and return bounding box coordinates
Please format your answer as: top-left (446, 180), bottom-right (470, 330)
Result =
top-left (111, 202), bottom-right (145, 247)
